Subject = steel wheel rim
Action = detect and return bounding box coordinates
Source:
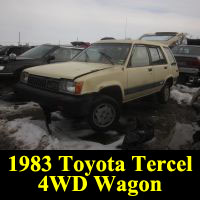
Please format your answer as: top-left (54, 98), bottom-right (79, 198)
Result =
top-left (93, 103), bottom-right (116, 128)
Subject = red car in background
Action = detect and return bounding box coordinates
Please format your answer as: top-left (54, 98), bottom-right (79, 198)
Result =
top-left (71, 41), bottom-right (90, 49)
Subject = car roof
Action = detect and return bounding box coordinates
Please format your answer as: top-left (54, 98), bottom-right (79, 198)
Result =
top-left (60, 45), bottom-right (84, 50)
top-left (174, 45), bottom-right (200, 48)
top-left (95, 39), bottom-right (169, 47)
top-left (41, 44), bottom-right (84, 50)
top-left (141, 32), bottom-right (180, 36)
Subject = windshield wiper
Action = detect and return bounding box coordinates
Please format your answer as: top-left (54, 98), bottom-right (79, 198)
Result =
top-left (99, 51), bottom-right (114, 65)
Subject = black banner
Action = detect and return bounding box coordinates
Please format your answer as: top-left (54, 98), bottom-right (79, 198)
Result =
top-left (1, 150), bottom-right (200, 198)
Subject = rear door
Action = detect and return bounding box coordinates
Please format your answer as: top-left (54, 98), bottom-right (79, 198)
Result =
top-left (125, 45), bottom-right (155, 101)
top-left (147, 46), bottom-right (169, 91)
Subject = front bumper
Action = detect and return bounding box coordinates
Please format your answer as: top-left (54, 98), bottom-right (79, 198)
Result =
top-left (178, 67), bottom-right (200, 84)
top-left (15, 83), bottom-right (95, 116)
top-left (0, 72), bottom-right (14, 77)
top-left (179, 67), bottom-right (199, 74)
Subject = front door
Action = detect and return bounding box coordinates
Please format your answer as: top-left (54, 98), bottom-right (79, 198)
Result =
top-left (125, 45), bottom-right (155, 102)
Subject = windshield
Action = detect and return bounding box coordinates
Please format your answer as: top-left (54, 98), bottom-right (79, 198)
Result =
top-left (50, 48), bottom-right (83, 62)
top-left (172, 46), bottom-right (200, 56)
top-left (20, 45), bottom-right (55, 59)
top-left (73, 43), bottom-right (131, 65)
top-left (140, 35), bottom-right (174, 41)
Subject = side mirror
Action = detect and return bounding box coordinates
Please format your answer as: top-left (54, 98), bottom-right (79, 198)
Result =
top-left (9, 53), bottom-right (17, 60)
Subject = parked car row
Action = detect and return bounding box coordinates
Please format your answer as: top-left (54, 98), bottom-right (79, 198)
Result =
top-left (0, 32), bottom-right (198, 131)
top-left (0, 32), bottom-right (192, 85)
top-left (0, 43), bottom-right (87, 81)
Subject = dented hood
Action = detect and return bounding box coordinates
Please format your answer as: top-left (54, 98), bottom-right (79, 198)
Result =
top-left (25, 61), bottom-right (113, 80)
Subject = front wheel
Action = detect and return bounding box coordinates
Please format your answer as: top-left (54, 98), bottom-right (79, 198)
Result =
top-left (157, 83), bottom-right (171, 104)
top-left (88, 95), bottom-right (120, 132)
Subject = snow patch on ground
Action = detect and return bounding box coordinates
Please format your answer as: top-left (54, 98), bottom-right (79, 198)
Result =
top-left (175, 84), bottom-right (199, 94)
top-left (5, 117), bottom-right (123, 150)
top-left (6, 118), bottom-right (46, 149)
top-left (170, 89), bottom-right (193, 105)
top-left (168, 123), bottom-right (196, 149)
top-left (0, 101), bottom-right (39, 115)
top-left (170, 84), bottom-right (200, 105)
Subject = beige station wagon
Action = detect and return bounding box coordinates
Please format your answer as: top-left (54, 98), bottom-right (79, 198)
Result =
top-left (16, 40), bottom-right (179, 131)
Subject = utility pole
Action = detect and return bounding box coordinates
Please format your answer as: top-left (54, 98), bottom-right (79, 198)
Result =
top-left (18, 32), bottom-right (21, 46)
top-left (125, 17), bottom-right (127, 39)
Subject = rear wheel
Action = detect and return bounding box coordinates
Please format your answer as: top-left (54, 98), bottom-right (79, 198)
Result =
top-left (88, 95), bottom-right (120, 132)
top-left (158, 83), bottom-right (171, 104)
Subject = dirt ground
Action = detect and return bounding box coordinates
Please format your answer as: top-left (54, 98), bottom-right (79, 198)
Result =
top-left (0, 84), bottom-right (198, 150)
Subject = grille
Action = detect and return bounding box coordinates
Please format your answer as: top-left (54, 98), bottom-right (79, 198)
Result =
top-left (28, 75), bottom-right (59, 92)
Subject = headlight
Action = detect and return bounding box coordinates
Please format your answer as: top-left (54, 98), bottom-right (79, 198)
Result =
top-left (20, 72), bottom-right (29, 83)
top-left (59, 79), bottom-right (83, 94)
top-left (0, 66), bottom-right (5, 71)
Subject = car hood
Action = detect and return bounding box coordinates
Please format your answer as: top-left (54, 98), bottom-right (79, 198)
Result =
top-left (0, 56), bottom-right (34, 64)
top-left (25, 61), bottom-right (114, 80)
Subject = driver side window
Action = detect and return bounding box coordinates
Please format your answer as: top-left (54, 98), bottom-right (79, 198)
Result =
top-left (50, 48), bottom-right (71, 62)
top-left (130, 46), bottom-right (150, 67)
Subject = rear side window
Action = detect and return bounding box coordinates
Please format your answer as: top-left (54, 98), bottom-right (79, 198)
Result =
top-left (149, 47), bottom-right (160, 65)
top-left (51, 48), bottom-right (72, 62)
top-left (164, 47), bottom-right (176, 65)
top-left (7, 47), bottom-right (27, 56)
top-left (157, 48), bottom-right (167, 64)
top-left (7, 47), bottom-right (21, 55)
top-left (131, 46), bottom-right (150, 67)
top-left (148, 47), bottom-right (167, 65)
top-left (71, 49), bottom-right (82, 59)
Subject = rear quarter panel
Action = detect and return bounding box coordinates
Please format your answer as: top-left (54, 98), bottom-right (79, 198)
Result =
top-left (161, 46), bottom-right (179, 83)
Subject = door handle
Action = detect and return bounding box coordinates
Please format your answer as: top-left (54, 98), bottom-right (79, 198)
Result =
top-left (171, 62), bottom-right (177, 66)
top-left (148, 68), bottom-right (152, 72)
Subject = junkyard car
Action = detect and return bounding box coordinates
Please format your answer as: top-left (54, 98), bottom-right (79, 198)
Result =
top-left (0, 44), bottom-right (83, 80)
top-left (139, 32), bottom-right (187, 48)
top-left (16, 40), bottom-right (179, 131)
top-left (0, 45), bottom-right (32, 61)
top-left (172, 45), bottom-right (200, 85)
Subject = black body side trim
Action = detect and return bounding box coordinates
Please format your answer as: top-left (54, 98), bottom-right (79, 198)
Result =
top-left (124, 81), bottom-right (164, 95)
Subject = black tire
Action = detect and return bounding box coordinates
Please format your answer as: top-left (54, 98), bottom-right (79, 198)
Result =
top-left (157, 83), bottom-right (171, 104)
top-left (88, 95), bottom-right (120, 132)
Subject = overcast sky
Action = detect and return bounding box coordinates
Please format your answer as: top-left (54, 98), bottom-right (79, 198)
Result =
top-left (0, 0), bottom-right (200, 45)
